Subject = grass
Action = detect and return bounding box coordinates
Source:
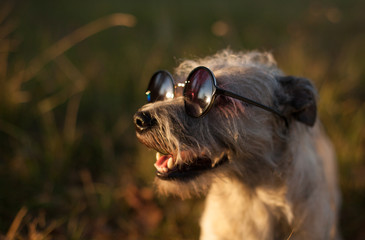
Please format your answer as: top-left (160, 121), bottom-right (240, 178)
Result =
top-left (0, 0), bottom-right (364, 239)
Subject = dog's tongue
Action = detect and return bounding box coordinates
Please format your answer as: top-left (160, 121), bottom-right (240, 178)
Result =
top-left (156, 154), bottom-right (170, 168)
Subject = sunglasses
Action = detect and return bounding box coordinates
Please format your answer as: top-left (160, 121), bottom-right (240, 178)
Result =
top-left (146, 66), bottom-right (288, 126)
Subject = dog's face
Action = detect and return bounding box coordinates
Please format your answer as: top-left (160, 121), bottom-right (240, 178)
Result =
top-left (134, 51), bottom-right (317, 198)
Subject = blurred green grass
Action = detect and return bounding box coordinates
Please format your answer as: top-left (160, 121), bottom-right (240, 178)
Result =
top-left (0, 0), bottom-right (364, 239)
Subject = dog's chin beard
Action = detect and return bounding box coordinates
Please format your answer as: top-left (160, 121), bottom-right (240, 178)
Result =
top-left (153, 161), bottom-right (229, 199)
top-left (153, 151), bottom-right (229, 181)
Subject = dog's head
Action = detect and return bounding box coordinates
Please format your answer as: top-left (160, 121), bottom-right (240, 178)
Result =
top-left (134, 50), bottom-right (317, 198)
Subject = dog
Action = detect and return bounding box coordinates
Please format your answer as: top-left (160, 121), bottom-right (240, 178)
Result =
top-left (133, 50), bottom-right (341, 240)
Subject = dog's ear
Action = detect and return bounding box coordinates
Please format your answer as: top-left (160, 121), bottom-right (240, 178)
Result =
top-left (277, 76), bottom-right (317, 127)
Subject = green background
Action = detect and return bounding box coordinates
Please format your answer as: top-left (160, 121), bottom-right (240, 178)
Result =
top-left (0, 0), bottom-right (364, 239)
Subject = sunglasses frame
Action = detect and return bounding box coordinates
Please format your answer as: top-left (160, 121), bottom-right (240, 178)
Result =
top-left (147, 66), bottom-right (289, 127)
top-left (146, 70), bottom-right (176, 102)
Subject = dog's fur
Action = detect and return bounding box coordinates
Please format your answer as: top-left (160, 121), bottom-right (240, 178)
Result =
top-left (134, 50), bottom-right (341, 240)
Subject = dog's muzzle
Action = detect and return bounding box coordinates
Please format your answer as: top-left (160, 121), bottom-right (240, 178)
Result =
top-left (134, 110), bottom-right (229, 181)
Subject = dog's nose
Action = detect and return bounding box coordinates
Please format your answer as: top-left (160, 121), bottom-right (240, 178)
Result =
top-left (134, 111), bottom-right (156, 132)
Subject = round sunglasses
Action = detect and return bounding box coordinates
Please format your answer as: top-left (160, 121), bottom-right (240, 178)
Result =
top-left (145, 66), bottom-right (288, 126)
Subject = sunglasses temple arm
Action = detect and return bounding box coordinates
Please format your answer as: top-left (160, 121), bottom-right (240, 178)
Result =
top-left (217, 88), bottom-right (289, 127)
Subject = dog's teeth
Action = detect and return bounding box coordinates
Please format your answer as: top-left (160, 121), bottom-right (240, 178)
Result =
top-left (156, 152), bottom-right (161, 161)
top-left (162, 167), bottom-right (168, 173)
top-left (154, 163), bottom-right (164, 173)
top-left (167, 157), bottom-right (174, 169)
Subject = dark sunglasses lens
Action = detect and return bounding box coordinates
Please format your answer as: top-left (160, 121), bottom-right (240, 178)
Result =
top-left (184, 67), bottom-right (214, 117)
top-left (146, 71), bottom-right (174, 102)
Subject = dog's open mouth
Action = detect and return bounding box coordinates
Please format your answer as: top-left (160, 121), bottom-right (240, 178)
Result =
top-left (154, 152), bottom-right (228, 181)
